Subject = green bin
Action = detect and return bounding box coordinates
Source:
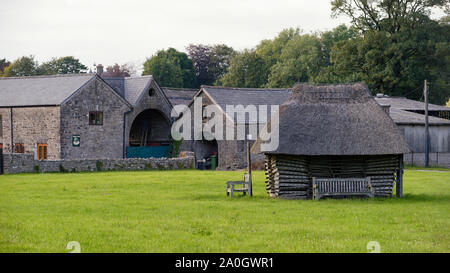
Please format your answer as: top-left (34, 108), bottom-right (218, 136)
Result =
top-left (210, 155), bottom-right (217, 170)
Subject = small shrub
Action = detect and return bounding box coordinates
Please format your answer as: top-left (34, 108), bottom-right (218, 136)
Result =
top-left (156, 163), bottom-right (165, 170)
top-left (33, 165), bottom-right (40, 173)
top-left (59, 165), bottom-right (67, 173)
top-left (96, 161), bottom-right (103, 172)
top-left (176, 161), bottom-right (184, 169)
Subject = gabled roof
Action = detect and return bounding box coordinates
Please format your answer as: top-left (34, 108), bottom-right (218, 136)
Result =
top-left (124, 76), bottom-right (154, 106)
top-left (375, 96), bottom-right (450, 111)
top-left (252, 83), bottom-right (411, 155)
top-left (103, 75), bottom-right (155, 106)
top-left (162, 87), bottom-right (197, 106)
top-left (200, 86), bottom-right (292, 123)
top-left (0, 74), bottom-right (159, 109)
top-left (389, 108), bottom-right (450, 125)
top-left (0, 74), bottom-right (93, 107)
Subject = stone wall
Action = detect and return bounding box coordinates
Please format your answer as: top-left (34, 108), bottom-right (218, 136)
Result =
top-left (60, 77), bottom-right (131, 159)
top-left (2, 153), bottom-right (195, 174)
top-left (0, 106), bottom-right (61, 159)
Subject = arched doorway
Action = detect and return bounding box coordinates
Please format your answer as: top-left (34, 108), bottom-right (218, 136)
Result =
top-left (127, 109), bottom-right (171, 158)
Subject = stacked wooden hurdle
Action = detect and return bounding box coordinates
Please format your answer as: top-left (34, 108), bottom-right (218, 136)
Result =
top-left (265, 154), bottom-right (401, 199)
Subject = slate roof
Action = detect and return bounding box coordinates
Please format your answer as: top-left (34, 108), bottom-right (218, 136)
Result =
top-left (252, 83), bottom-right (411, 155)
top-left (123, 76), bottom-right (154, 105)
top-left (0, 74), bottom-right (157, 108)
top-left (389, 108), bottom-right (450, 125)
top-left (0, 74), bottom-right (93, 107)
top-left (162, 87), bottom-right (197, 106)
top-left (201, 86), bottom-right (292, 123)
top-left (375, 96), bottom-right (450, 111)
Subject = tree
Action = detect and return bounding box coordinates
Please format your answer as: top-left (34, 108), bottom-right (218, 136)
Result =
top-left (208, 44), bottom-right (236, 85)
top-left (267, 34), bottom-right (324, 87)
top-left (186, 44), bottom-right (237, 86)
top-left (39, 56), bottom-right (87, 75)
top-left (143, 48), bottom-right (196, 88)
top-left (3, 56), bottom-right (38, 77)
top-left (330, 0), bottom-right (450, 104)
top-left (186, 44), bottom-right (211, 86)
top-left (331, 0), bottom-right (449, 34)
top-left (0, 59), bottom-right (11, 76)
top-left (102, 63), bottom-right (135, 77)
top-left (221, 49), bottom-right (267, 88)
top-left (220, 28), bottom-right (299, 87)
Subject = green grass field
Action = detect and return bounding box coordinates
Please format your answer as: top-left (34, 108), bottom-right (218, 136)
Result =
top-left (0, 169), bottom-right (448, 253)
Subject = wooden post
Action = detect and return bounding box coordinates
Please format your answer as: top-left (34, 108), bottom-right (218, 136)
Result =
top-left (424, 79), bottom-right (429, 168)
top-left (247, 141), bottom-right (253, 196)
top-left (396, 155), bottom-right (403, 198)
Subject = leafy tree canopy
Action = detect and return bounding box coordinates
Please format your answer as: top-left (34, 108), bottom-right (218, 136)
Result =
top-left (186, 44), bottom-right (237, 86)
top-left (329, 0), bottom-right (450, 104)
top-left (143, 48), bottom-right (197, 88)
top-left (39, 56), bottom-right (87, 75)
top-left (3, 56), bottom-right (38, 77)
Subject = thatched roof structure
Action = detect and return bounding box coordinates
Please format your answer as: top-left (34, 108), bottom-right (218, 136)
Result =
top-left (252, 83), bottom-right (411, 156)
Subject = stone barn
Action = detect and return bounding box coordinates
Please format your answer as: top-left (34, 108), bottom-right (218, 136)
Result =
top-left (181, 85), bottom-right (291, 170)
top-left (0, 72), bottom-right (173, 160)
top-left (252, 83), bottom-right (411, 199)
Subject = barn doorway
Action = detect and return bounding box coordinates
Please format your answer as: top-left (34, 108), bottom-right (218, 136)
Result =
top-left (127, 109), bottom-right (171, 158)
top-left (193, 139), bottom-right (218, 170)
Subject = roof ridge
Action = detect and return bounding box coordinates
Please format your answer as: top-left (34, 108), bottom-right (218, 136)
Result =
top-left (162, 87), bottom-right (198, 91)
top-left (124, 75), bottom-right (153, 80)
top-left (0, 73), bottom-right (93, 80)
top-left (201, 85), bottom-right (291, 91)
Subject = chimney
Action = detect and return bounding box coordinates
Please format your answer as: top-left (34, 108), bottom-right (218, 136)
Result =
top-left (96, 64), bottom-right (104, 75)
top-left (380, 104), bottom-right (390, 116)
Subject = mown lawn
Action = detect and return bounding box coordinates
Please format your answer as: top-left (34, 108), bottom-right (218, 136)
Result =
top-left (0, 169), bottom-right (448, 253)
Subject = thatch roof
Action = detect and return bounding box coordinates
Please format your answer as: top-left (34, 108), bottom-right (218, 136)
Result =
top-left (252, 83), bottom-right (411, 155)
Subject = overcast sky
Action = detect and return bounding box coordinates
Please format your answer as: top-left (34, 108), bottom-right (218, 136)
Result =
top-left (0, 0), bottom-right (354, 72)
top-left (1, 0), bottom-right (442, 74)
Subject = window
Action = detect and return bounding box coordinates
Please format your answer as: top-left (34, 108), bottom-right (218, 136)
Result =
top-left (38, 144), bottom-right (48, 160)
top-left (89, 111), bottom-right (103, 125)
top-left (148, 88), bottom-right (154, 96)
top-left (202, 106), bottom-right (208, 123)
top-left (14, 143), bottom-right (24, 153)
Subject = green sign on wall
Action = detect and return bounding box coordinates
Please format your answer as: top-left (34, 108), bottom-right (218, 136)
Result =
top-left (72, 135), bottom-right (81, 147)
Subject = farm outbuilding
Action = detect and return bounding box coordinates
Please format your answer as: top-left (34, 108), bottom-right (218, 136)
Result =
top-left (252, 83), bottom-right (411, 199)
top-left (375, 95), bottom-right (450, 167)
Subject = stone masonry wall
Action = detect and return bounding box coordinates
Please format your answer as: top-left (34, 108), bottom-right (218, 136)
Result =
top-left (0, 107), bottom-right (61, 159)
top-left (180, 91), bottom-right (265, 170)
top-left (60, 77), bottom-right (130, 159)
top-left (2, 153), bottom-right (195, 174)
